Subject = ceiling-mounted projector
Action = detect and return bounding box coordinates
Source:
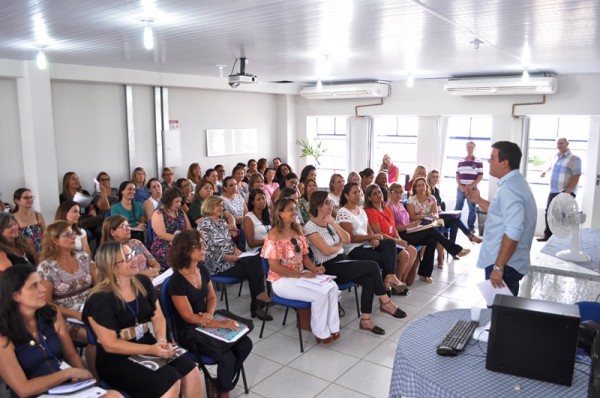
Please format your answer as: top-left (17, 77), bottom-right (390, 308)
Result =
top-left (228, 57), bottom-right (257, 88)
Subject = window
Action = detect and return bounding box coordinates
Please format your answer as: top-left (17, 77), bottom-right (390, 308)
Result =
top-left (441, 116), bottom-right (492, 197)
top-left (373, 116), bottom-right (419, 183)
top-left (306, 116), bottom-right (349, 187)
top-left (526, 116), bottom-right (589, 207)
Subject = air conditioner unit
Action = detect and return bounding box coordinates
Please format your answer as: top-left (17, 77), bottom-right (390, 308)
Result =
top-left (300, 82), bottom-right (391, 99)
top-left (444, 76), bottom-right (558, 96)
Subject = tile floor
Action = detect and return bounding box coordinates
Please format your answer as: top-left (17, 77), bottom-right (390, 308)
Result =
top-left (1, 235), bottom-right (598, 398)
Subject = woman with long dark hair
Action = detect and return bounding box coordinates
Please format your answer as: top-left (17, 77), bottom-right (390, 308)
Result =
top-left (55, 200), bottom-right (92, 256)
top-left (12, 188), bottom-right (46, 256)
top-left (0, 213), bottom-right (36, 274)
top-left (243, 189), bottom-right (271, 251)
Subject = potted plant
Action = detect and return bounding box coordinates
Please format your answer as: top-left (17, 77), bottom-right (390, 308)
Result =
top-left (296, 138), bottom-right (327, 165)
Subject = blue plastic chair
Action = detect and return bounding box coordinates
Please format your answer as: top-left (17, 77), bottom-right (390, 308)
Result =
top-left (160, 276), bottom-right (249, 396)
top-left (576, 301), bottom-right (600, 323)
top-left (335, 280), bottom-right (361, 318)
top-left (260, 258), bottom-right (311, 352)
top-left (211, 275), bottom-right (245, 311)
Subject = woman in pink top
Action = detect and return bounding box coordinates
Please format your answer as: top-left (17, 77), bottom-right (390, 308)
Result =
top-left (379, 154), bottom-right (400, 184)
top-left (262, 197), bottom-right (340, 344)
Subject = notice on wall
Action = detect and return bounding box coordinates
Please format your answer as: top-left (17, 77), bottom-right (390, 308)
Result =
top-left (206, 129), bottom-right (258, 157)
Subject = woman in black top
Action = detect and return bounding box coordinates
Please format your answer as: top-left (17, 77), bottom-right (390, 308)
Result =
top-left (0, 213), bottom-right (36, 274)
top-left (83, 241), bottom-right (202, 398)
top-left (168, 230), bottom-right (252, 398)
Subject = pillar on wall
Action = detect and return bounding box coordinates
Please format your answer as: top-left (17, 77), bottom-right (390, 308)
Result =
top-left (348, 116), bottom-right (372, 171)
top-left (16, 61), bottom-right (59, 219)
top-left (582, 117), bottom-right (600, 228)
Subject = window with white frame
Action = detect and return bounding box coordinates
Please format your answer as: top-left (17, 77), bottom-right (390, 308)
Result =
top-left (441, 116), bottom-right (492, 197)
top-left (525, 116), bottom-right (589, 207)
top-left (306, 116), bottom-right (349, 188)
top-left (373, 116), bottom-right (419, 184)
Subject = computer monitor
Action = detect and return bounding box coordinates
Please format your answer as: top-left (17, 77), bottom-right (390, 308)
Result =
top-left (486, 294), bottom-right (580, 386)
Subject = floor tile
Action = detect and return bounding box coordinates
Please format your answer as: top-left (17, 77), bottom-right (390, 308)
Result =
top-left (335, 360), bottom-right (393, 398)
top-left (288, 345), bottom-right (360, 382)
top-left (251, 367), bottom-right (330, 398)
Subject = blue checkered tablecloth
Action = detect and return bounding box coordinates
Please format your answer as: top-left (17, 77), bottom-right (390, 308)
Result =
top-left (389, 309), bottom-right (589, 398)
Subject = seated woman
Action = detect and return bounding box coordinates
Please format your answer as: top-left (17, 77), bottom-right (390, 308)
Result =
top-left (12, 188), bottom-right (46, 256)
top-left (374, 171), bottom-right (390, 202)
top-left (427, 169), bottom-right (459, 265)
top-left (256, 158), bottom-right (268, 175)
top-left (0, 265), bottom-right (121, 398)
top-left (161, 167), bottom-right (176, 190)
top-left (93, 172), bottom-right (119, 217)
top-left (274, 163), bottom-right (292, 187)
top-left (55, 200), bottom-right (92, 256)
top-left (60, 172), bottom-right (103, 242)
top-left (387, 183), bottom-right (470, 283)
top-left (221, 176), bottom-right (247, 226)
top-left (271, 172), bottom-right (299, 203)
top-left (262, 197), bottom-right (340, 344)
top-left (298, 178), bottom-right (318, 224)
top-left (297, 165), bottom-right (317, 197)
top-left (176, 178), bottom-right (194, 214)
top-left (335, 183), bottom-right (405, 294)
top-left (168, 231), bottom-right (252, 398)
top-left (111, 181), bottom-right (146, 242)
top-left (263, 168), bottom-right (279, 197)
top-left (405, 164), bottom-right (427, 193)
top-left (188, 180), bottom-right (238, 236)
top-left (364, 185), bottom-right (417, 292)
top-left (142, 178), bottom-right (163, 222)
top-left (186, 162), bottom-right (202, 192)
top-left (407, 177), bottom-right (482, 254)
top-left (132, 167), bottom-right (150, 204)
top-left (102, 215), bottom-right (161, 279)
top-left (327, 173), bottom-right (345, 210)
top-left (232, 166), bottom-right (249, 197)
top-left (197, 196), bottom-right (272, 321)
top-left (304, 192), bottom-right (406, 335)
top-left (243, 189), bottom-right (271, 251)
top-left (0, 213), bottom-right (37, 275)
top-left (150, 188), bottom-right (192, 269)
top-left (37, 221), bottom-right (97, 373)
top-left (246, 173), bottom-right (272, 209)
top-left (83, 241), bottom-right (203, 397)
top-left (245, 159), bottom-right (258, 181)
top-left (379, 154), bottom-right (400, 184)
top-left (204, 169), bottom-right (220, 195)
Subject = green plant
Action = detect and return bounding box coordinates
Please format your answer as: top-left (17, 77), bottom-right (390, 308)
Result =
top-left (296, 138), bottom-right (327, 165)
top-left (528, 154), bottom-right (547, 167)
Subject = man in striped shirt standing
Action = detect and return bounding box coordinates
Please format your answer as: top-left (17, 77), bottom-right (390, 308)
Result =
top-left (454, 141), bottom-right (484, 234)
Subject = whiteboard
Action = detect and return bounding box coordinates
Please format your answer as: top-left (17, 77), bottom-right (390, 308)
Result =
top-left (206, 129), bottom-right (258, 157)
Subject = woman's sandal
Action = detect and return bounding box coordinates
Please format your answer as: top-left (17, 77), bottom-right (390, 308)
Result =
top-left (380, 301), bottom-right (407, 318)
top-left (469, 235), bottom-right (482, 244)
top-left (251, 308), bottom-right (273, 321)
top-left (359, 319), bottom-right (385, 335)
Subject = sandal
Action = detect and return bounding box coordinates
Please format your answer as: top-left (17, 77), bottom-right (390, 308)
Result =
top-left (359, 319), bottom-right (386, 335)
top-left (469, 235), bottom-right (482, 244)
top-left (251, 308), bottom-right (273, 321)
top-left (456, 248), bottom-right (470, 258)
top-left (380, 301), bottom-right (407, 318)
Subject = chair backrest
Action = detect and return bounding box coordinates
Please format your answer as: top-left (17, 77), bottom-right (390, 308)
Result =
top-left (576, 301), bottom-right (600, 323)
top-left (260, 257), bottom-right (269, 276)
top-left (160, 276), bottom-right (175, 319)
top-left (146, 221), bottom-right (154, 249)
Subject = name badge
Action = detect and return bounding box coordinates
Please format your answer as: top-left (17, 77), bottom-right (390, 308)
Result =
top-left (135, 323), bottom-right (144, 341)
top-left (389, 226), bottom-right (393, 234)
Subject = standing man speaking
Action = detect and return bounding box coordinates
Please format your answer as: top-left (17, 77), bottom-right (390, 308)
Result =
top-left (455, 141), bottom-right (484, 234)
top-left (536, 138), bottom-right (582, 242)
top-left (466, 141), bottom-right (536, 296)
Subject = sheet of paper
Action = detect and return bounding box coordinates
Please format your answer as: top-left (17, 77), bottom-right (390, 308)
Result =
top-left (238, 249), bottom-right (260, 258)
top-left (47, 379), bottom-right (97, 394)
top-left (73, 192), bottom-right (93, 209)
top-left (152, 267), bottom-right (174, 287)
top-left (473, 321), bottom-right (491, 343)
top-left (476, 279), bottom-right (514, 307)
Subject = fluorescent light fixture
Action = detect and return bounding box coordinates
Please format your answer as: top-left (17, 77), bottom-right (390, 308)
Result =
top-left (143, 25), bottom-right (154, 49)
top-left (521, 41), bottom-right (531, 67)
top-left (407, 74), bottom-right (414, 88)
top-left (316, 80), bottom-right (323, 91)
top-left (36, 48), bottom-right (47, 70)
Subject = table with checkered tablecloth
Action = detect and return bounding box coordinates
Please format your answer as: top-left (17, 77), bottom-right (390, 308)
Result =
top-left (389, 309), bottom-right (589, 398)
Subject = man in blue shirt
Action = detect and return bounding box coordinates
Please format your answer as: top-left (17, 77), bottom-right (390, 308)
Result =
top-left (537, 138), bottom-right (582, 242)
top-left (466, 141), bottom-right (537, 296)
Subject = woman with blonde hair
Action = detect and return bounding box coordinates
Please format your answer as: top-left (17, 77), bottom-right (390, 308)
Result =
top-left (101, 215), bottom-right (160, 279)
top-left (131, 167), bottom-right (150, 204)
top-left (83, 241), bottom-right (202, 397)
top-left (405, 164), bottom-right (427, 193)
top-left (186, 162), bottom-right (202, 191)
top-left (379, 154), bottom-right (400, 184)
top-left (161, 167), bottom-right (176, 190)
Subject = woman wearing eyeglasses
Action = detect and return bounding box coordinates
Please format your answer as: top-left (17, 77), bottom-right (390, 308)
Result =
top-left (176, 178), bottom-right (194, 214)
top-left (0, 213), bottom-right (37, 274)
top-left (304, 192), bottom-right (406, 336)
top-left (111, 182), bottom-right (146, 242)
top-left (54, 200), bottom-right (92, 257)
top-left (101, 215), bottom-right (161, 279)
top-left (37, 221), bottom-right (97, 373)
top-left (262, 197), bottom-right (340, 344)
top-left (168, 231), bottom-right (252, 398)
top-left (12, 188), bottom-right (47, 256)
top-left (198, 196), bottom-right (272, 320)
top-left (83, 241), bottom-right (203, 397)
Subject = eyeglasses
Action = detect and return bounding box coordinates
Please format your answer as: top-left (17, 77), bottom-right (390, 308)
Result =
top-left (100, 178), bottom-right (110, 182)
top-left (58, 231), bottom-right (77, 238)
top-left (390, 191), bottom-right (402, 194)
top-left (290, 237), bottom-right (301, 253)
top-left (116, 253), bottom-right (134, 264)
top-left (192, 244), bottom-right (204, 250)
top-left (21, 196), bottom-right (35, 200)
top-left (119, 224), bottom-right (131, 230)
top-left (323, 199), bottom-right (332, 206)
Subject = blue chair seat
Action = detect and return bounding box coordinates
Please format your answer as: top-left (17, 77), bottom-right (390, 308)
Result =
top-left (576, 301), bottom-right (600, 323)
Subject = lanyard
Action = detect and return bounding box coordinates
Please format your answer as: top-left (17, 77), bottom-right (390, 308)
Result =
top-left (37, 322), bottom-right (61, 371)
top-left (124, 296), bottom-right (140, 325)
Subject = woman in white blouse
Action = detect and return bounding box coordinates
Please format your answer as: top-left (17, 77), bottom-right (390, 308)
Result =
top-left (54, 201), bottom-right (91, 256)
top-left (243, 189), bottom-right (271, 251)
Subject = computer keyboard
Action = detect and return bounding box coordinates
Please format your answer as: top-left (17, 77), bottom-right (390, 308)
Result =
top-left (436, 319), bottom-right (479, 356)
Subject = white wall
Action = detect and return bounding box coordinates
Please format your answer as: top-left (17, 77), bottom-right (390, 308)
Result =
top-left (0, 78), bottom-right (24, 207)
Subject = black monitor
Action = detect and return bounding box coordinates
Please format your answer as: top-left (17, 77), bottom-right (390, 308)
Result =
top-left (486, 294), bottom-right (580, 386)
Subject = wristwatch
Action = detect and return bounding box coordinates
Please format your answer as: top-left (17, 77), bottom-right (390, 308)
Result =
top-left (492, 265), bottom-right (504, 272)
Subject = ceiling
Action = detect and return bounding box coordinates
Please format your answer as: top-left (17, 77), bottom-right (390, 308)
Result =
top-left (1, 0), bottom-right (599, 84)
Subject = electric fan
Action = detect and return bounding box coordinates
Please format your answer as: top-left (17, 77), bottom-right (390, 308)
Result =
top-left (547, 193), bottom-right (591, 262)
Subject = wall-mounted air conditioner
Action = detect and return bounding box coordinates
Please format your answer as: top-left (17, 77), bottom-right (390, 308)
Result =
top-left (444, 76), bottom-right (558, 96)
top-left (300, 82), bottom-right (391, 99)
